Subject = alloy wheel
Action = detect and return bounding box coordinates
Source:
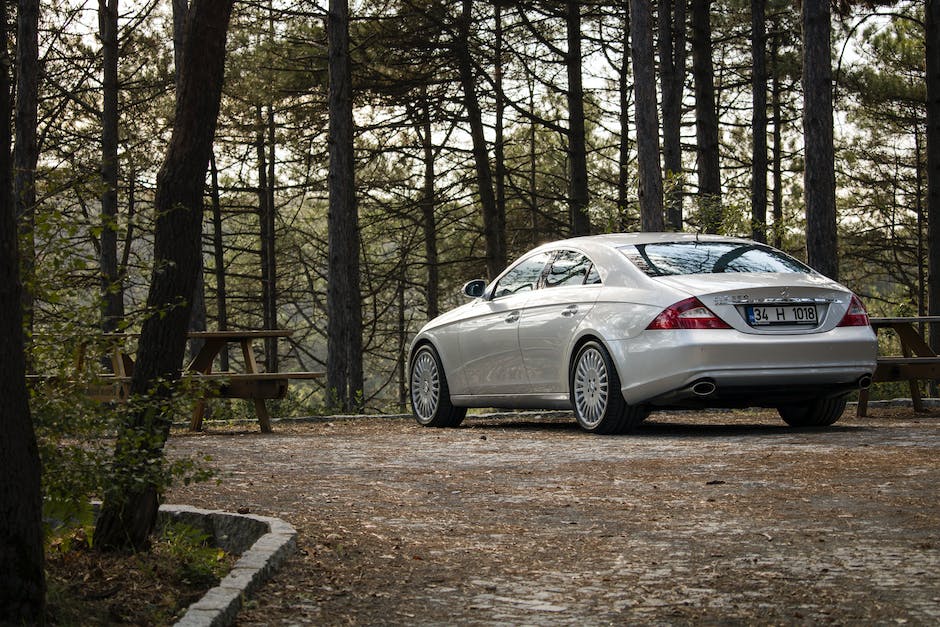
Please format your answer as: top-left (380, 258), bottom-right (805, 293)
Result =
top-left (411, 349), bottom-right (441, 423)
top-left (574, 346), bottom-right (609, 428)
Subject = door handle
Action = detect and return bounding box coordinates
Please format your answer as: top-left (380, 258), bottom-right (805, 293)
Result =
top-left (505, 312), bottom-right (519, 324)
top-left (562, 305), bottom-right (579, 317)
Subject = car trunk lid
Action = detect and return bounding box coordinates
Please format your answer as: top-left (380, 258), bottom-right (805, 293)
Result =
top-left (652, 273), bottom-right (853, 334)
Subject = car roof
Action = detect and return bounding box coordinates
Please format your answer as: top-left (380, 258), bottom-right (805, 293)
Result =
top-left (527, 232), bottom-right (753, 256)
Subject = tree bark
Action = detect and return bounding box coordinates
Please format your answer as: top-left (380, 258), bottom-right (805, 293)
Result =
top-left (802, 0), bottom-right (838, 280)
top-left (326, 0), bottom-right (364, 412)
top-left (630, 0), bottom-right (665, 231)
top-left (94, 0), bottom-right (234, 551)
top-left (456, 0), bottom-right (503, 279)
top-left (13, 0), bottom-right (39, 337)
top-left (691, 0), bottom-right (722, 233)
top-left (259, 103), bottom-right (278, 372)
top-left (617, 3), bottom-right (631, 230)
top-left (99, 0), bottom-right (124, 334)
top-left (658, 0), bottom-right (687, 231)
top-left (419, 90), bottom-right (439, 320)
top-left (210, 150), bottom-right (230, 371)
top-left (770, 32), bottom-right (783, 248)
top-left (0, 0), bottom-right (45, 615)
top-left (494, 3), bottom-right (507, 263)
top-left (751, 0), bottom-right (768, 243)
top-left (927, 0), bottom-right (940, 351)
top-left (566, 0), bottom-right (591, 236)
top-left (173, 0), bottom-right (207, 364)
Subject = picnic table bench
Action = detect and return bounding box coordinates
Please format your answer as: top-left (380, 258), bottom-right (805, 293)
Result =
top-left (35, 329), bottom-right (323, 433)
top-left (857, 316), bottom-right (940, 417)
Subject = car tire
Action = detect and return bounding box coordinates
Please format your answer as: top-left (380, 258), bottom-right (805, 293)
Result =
top-left (778, 396), bottom-right (847, 427)
top-left (410, 344), bottom-right (466, 428)
top-left (570, 341), bottom-right (647, 434)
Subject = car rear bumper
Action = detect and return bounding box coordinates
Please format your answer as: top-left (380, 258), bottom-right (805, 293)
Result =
top-left (608, 326), bottom-right (878, 407)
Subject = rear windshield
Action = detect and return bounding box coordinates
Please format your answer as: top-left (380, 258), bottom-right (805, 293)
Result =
top-left (619, 241), bottom-right (811, 276)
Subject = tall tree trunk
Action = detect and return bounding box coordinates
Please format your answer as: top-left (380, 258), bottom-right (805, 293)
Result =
top-left (326, 0), bottom-right (364, 412)
top-left (927, 0), bottom-right (940, 351)
top-left (172, 0), bottom-right (188, 92)
top-left (802, 0), bottom-right (838, 279)
top-left (173, 0), bottom-right (207, 364)
top-left (210, 150), bottom-right (229, 370)
top-left (260, 104), bottom-right (278, 372)
top-left (617, 2), bottom-right (632, 230)
top-left (397, 256), bottom-right (406, 410)
top-left (99, 0), bottom-right (124, 333)
top-left (658, 0), bottom-right (687, 231)
top-left (261, 0), bottom-right (278, 371)
top-left (770, 32), bottom-right (783, 248)
top-left (419, 90), bottom-right (439, 320)
top-left (13, 0), bottom-right (39, 338)
top-left (456, 0), bottom-right (502, 279)
top-left (494, 3), bottom-right (507, 261)
top-left (567, 0), bottom-right (591, 236)
top-left (630, 0), bottom-right (665, 231)
top-left (529, 76), bottom-right (539, 244)
top-left (691, 0), bottom-right (722, 233)
top-left (751, 0), bottom-right (768, 243)
top-left (94, 0), bottom-right (234, 551)
top-left (0, 0), bottom-right (45, 615)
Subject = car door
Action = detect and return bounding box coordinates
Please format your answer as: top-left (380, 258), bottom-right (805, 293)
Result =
top-left (518, 250), bottom-right (602, 394)
top-left (457, 252), bottom-right (552, 395)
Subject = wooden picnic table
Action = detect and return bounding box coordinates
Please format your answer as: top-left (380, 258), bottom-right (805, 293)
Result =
top-left (185, 330), bottom-right (324, 432)
top-left (857, 316), bottom-right (940, 416)
top-left (69, 329), bottom-right (323, 432)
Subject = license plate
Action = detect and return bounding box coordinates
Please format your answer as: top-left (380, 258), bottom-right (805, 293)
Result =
top-left (746, 304), bottom-right (818, 326)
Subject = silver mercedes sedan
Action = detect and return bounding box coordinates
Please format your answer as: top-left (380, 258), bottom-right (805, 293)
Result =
top-left (409, 233), bottom-right (877, 434)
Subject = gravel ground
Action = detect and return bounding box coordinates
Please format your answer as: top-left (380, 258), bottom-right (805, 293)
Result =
top-left (165, 407), bottom-right (940, 625)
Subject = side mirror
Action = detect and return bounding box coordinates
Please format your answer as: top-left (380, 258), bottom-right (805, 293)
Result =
top-left (462, 279), bottom-right (487, 299)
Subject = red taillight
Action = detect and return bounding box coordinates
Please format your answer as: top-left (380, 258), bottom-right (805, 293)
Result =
top-left (837, 295), bottom-right (870, 327)
top-left (647, 297), bottom-right (731, 330)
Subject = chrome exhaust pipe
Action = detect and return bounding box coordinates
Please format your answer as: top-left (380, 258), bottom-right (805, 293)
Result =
top-left (691, 379), bottom-right (717, 397)
top-left (857, 374), bottom-right (873, 390)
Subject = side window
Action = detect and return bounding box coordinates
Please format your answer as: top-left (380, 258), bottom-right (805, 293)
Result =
top-left (544, 250), bottom-right (601, 288)
top-left (492, 252), bottom-right (552, 298)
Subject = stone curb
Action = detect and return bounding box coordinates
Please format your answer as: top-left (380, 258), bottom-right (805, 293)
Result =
top-left (163, 505), bottom-right (297, 627)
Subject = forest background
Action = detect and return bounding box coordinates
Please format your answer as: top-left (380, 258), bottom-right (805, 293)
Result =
top-left (6, 0), bottom-right (938, 415)
top-left (1, 0), bottom-right (939, 618)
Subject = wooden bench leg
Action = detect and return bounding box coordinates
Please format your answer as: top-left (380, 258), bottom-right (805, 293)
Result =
top-left (910, 379), bottom-right (924, 412)
top-left (254, 399), bottom-right (272, 433)
top-left (857, 388), bottom-right (870, 417)
top-left (190, 399), bottom-right (207, 431)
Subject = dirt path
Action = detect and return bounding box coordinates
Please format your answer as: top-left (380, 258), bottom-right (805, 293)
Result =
top-left (166, 408), bottom-right (940, 625)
